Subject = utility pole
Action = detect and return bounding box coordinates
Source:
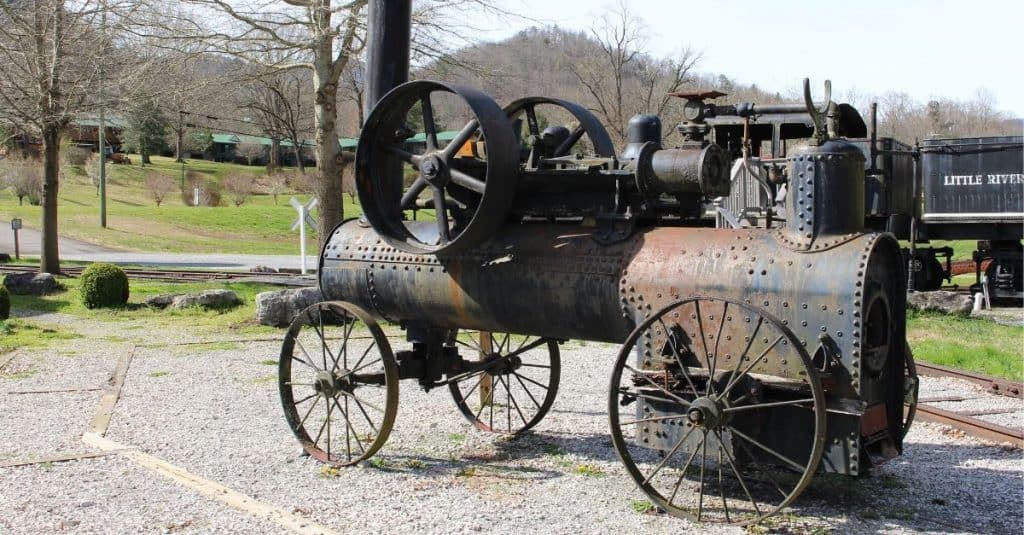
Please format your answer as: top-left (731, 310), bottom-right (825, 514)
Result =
top-left (98, 3), bottom-right (107, 228)
top-left (179, 110), bottom-right (187, 190)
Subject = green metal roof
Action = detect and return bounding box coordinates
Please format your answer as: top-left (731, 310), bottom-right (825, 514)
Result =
top-left (75, 117), bottom-right (128, 129)
top-left (336, 130), bottom-right (457, 150)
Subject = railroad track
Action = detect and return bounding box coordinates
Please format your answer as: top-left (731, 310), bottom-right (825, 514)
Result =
top-left (914, 363), bottom-right (1024, 448)
top-left (0, 264), bottom-right (310, 283)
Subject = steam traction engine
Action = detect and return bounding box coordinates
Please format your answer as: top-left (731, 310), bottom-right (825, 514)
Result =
top-left (278, 79), bottom-right (913, 525)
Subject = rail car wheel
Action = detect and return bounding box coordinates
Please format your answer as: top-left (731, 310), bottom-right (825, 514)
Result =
top-left (609, 297), bottom-right (826, 525)
top-left (448, 332), bottom-right (560, 434)
top-left (355, 80), bottom-right (520, 255)
top-left (503, 96), bottom-right (615, 158)
top-left (903, 343), bottom-right (919, 440)
top-left (280, 301), bottom-right (399, 466)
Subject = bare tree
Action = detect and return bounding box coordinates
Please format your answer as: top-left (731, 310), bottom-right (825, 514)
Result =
top-left (241, 69), bottom-right (311, 172)
top-left (144, 172), bottom-right (176, 206)
top-left (568, 2), bottom-right (699, 147)
top-left (223, 173), bottom-right (255, 206)
top-left (134, 0), bottom-right (518, 250)
top-left (84, 152), bottom-right (112, 195)
top-left (0, 154), bottom-right (43, 206)
top-left (236, 143), bottom-right (265, 165)
top-left (0, 0), bottom-right (124, 273)
top-left (264, 171), bottom-right (289, 204)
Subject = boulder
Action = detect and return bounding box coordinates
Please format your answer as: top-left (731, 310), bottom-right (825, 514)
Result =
top-left (2, 272), bottom-right (62, 295)
top-left (256, 287), bottom-right (323, 327)
top-left (907, 290), bottom-right (973, 316)
top-left (146, 289), bottom-right (242, 310)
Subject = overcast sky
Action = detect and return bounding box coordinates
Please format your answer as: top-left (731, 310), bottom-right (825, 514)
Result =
top-left (472, 0), bottom-right (1023, 118)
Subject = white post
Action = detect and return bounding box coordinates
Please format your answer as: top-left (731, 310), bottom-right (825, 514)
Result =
top-left (193, 187), bottom-right (200, 206)
top-left (299, 204), bottom-right (307, 275)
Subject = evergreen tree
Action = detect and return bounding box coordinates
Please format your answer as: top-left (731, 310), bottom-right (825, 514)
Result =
top-left (126, 92), bottom-right (169, 165)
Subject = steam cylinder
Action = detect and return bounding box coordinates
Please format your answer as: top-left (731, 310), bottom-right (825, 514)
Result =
top-left (786, 140), bottom-right (865, 241)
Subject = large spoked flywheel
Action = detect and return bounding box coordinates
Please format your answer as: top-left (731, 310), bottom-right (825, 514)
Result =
top-left (609, 297), bottom-right (826, 525)
top-left (280, 301), bottom-right (399, 466)
top-left (356, 80), bottom-right (520, 255)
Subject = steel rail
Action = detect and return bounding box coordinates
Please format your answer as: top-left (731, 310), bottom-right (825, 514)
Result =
top-left (915, 403), bottom-right (1024, 448)
top-left (916, 362), bottom-right (1023, 399)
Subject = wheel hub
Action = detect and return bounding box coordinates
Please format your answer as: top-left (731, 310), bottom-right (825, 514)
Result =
top-left (314, 370), bottom-right (354, 397)
top-left (687, 396), bottom-right (727, 429)
top-left (420, 154), bottom-right (448, 187)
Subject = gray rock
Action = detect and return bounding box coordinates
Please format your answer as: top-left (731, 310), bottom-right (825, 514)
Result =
top-left (2, 272), bottom-right (62, 295)
top-left (907, 290), bottom-right (973, 316)
top-left (144, 293), bottom-right (181, 308)
top-left (169, 289), bottom-right (242, 310)
top-left (146, 289), bottom-right (241, 310)
top-left (250, 265), bottom-right (278, 273)
top-left (255, 287), bottom-right (323, 327)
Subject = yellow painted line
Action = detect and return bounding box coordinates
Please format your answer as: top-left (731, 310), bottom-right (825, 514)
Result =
top-left (82, 433), bottom-right (339, 535)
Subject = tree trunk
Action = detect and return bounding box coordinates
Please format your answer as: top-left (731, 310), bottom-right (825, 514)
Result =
top-left (40, 124), bottom-right (61, 274)
top-left (269, 138), bottom-right (280, 171)
top-left (313, 60), bottom-right (342, 251)
top-left (294, 144), bottom-right (305, 173)
top-left (141, 150), bottom-right (151, 165)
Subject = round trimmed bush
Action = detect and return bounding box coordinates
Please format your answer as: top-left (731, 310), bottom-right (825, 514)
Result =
top-left (80, 263), bottom-right (129, 309)
top-left (0, 284), bottom-right (10, 320)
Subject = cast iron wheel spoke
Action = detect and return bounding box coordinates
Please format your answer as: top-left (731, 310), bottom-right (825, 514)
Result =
top-left (658, 318), bottom-right (700, 396)
top-left (384, 144), bottom-right (423, 166)
top-left (723, 398), bottom-right (815, 414)
top-left (442, 118), bottom-right (480, 160)
top-left (608, 297), bottom-right (826, 526)
top-left (622, 363), bottom-right (693, 408)
top-left (421, 95), bottom-right (439, 149)
top-left (292, 339), bottom-right (320, 372)
top-left (727, 426), bottom-right (805, 472)
top-left (449, 331), bottom-right (560, 435)
top-left (400, 177), bottom-right (428, 210)
top-left (641, 424), bottom-right (697, 486)
top-left (280, 301), bottom-right (398, 468)
top-left (433, 187), bottom-right (451, 244)
top-left (449, 169), bottom-right (487, 194)
top-left (524, 104), bottom-right (539, 135)
top-left (552, 125), bottom-right (585, 157)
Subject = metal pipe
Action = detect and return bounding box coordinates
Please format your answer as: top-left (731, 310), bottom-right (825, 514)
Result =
top-left (363, 0), bottom-right (411, 118)
top-left (869, 102), bottom-right (878, 172)
top-left (907, 140), bottom-right (920, 291)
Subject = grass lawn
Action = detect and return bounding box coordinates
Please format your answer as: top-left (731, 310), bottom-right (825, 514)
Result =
top-left (4, 275), bottom-right (282, 347)
top-left (0, 154), bottom-right (363, 255)
top-left (907, 310), bottom-right (1023, 381)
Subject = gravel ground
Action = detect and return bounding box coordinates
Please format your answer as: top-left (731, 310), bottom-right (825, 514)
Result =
top-left (2, 314), bottom-right (1022, 534)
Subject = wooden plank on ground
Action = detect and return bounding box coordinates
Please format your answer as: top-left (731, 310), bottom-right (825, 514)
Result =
top-left (82, 433), bottom-right (339, 535)
top-left (0, 449), bottom-right (128, 469)
top-left (90, 346), bottom-right (136, 436)
top-left (0, 351), bottom-right (18, 372)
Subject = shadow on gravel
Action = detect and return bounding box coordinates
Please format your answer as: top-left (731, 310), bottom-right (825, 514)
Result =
top-left (362, 453), bottom-right (563, 482)
top-left (796, 441), bottom-right (1022, 534)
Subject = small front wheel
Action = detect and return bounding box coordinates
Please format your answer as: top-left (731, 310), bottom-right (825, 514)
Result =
top-left (449, 332), bottom-right (560, 435)
top-left (279, 301), bottom-right (399, 466)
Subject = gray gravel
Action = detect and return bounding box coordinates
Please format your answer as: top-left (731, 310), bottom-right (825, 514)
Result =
top-left (2, 315), bottom-right (1022, 534)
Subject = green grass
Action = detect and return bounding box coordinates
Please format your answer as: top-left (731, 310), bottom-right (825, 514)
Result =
top-left (0, 154), bottom-right (363, 254)
top-left (907, 310), bottom-right (1023, 381)
top-left (900, 240), bottom-right (977, 262)
top-left (5, 275), bottom-right (281, 338)
top-left (0, 318), bottom-right (81, 354)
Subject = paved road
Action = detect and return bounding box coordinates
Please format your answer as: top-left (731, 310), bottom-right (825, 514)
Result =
top-left (0, 227), bottom-right (315, 271)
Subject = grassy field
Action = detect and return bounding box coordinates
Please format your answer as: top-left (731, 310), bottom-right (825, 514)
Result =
top-left (907, 310), bottom-right (1023, 381)
top-left (0, 155), bottom-right (363, 255)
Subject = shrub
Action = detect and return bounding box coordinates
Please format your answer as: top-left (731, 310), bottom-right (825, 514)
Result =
top-left (62, 146), bottom-right (90, 166)
top-left (0, 285), bottom-right (10, 320)
top-left (144, 172), bottom-right (176, 207)
top-left (264, 171), bottom-right (289, 204)
top-left (84, 152), bottom-right (111, 193)
top-left (79, 263), bottom-right (129, 309)
top-left (0, 154), bottom-right (42, 205)
top-left (222, 173), bottom-right (255, 206)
